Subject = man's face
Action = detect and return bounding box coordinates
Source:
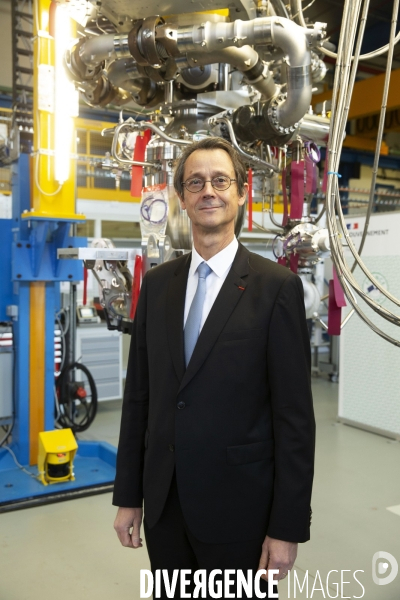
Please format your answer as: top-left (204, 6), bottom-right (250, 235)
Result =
top-left (178, 149), bottom-right (247, 234)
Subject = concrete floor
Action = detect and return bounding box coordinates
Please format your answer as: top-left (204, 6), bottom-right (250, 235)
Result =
top-left (1, 377), bottom-right (399, 600)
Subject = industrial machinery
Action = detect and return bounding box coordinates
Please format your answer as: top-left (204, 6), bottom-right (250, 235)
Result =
top-left (57, 0), bottom-right (335, 333)
top-left (1, 0), bottom-right (399, 509)
top-left (59, 0), bottom-right (400, 348)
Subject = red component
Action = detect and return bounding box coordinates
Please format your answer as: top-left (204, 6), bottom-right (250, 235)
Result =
top-left (130, 255), bottom-right (143, 319)
top-left (290, 161), bottom-right (305, 220)
top-left (328, 280), bottom-right (342, 335)
top-left (290, 253), bottom-right (299, 274)
top-left (83, 267), bottom-right (88, 306)
top-left (247, 168), bottom-right (253, 232)
top-left (277, 256), bottom-right (287, 267)
top-left (57, 453), bottom-right (66, 458)
top-left (281, 167), bottom-right (288, 227)
top-left (131, 129), bottom-right (152, 198)
top-left (76, 386), bottom-right (87, 399)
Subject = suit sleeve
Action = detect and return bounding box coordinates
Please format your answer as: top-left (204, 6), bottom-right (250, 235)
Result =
top-left (112, 273), bottom-right (149, 508)
top-left (266, 273), bottom-right (315, 543)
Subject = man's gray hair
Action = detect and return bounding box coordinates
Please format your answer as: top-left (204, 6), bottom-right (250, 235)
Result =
top-left (173, 137), bottom-right (248, 197)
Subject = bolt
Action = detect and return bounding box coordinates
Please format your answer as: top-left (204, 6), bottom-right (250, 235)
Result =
top-left (17, 274), bottom-right (21, 279)
top-left (68, 274), bottom-right (73, 279)
top-left (17, 243), bottom-right (22, 248)
top-left (201, 41), bottom-right (206, 47)
top-left (217, 37), bottom-right (224, 43)
top-left (143, 29), bottom-right (152, 38)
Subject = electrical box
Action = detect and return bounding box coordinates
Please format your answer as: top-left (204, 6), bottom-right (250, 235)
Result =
top-left (37, 428), bottom-right (78, 486)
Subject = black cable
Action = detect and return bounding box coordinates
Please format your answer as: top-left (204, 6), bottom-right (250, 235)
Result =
top-left (56, 362), bottom-right (98, 433)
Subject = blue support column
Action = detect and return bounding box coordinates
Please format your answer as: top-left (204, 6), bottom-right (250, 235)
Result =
top-left (11, 282), bottom-right (30, 465)
top-left (44, 283), bottom-right (57, 431)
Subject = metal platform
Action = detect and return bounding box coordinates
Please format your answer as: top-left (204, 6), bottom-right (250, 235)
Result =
top-left (0, 441), bottom-right (117, 512)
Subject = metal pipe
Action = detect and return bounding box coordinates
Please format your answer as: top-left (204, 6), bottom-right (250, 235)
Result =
top-left (353, 0), bottom-right (399, 264)
top-left (187, 47), bottom-right (278, 99)
top-left (135, 122), bottom-right (192, 146)
top-left (176, 17), bottom-right (324, 55)
top-left (215, 117), bottom-right (278, 172)
top-left (79, 33), bottom-right (131, 67)
top-left (269, 194), bottom-right (285, 228)
top-left (110, 122), bottom-right (158, 167)
top-left (107, 58), bottom-right (143, 94)
top-left (177, 17), bottom-right (322, 130)
top-left (297, 114), bottom-right (330, 146)
top-left (164, 80), bottom-right (174, 104)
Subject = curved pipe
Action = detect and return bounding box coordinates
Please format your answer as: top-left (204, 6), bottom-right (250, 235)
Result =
top-left (135, 122), bottom-right (192, 146)
top-left (107, 58), bottom-right (143, 94)
top-left (176, 16), bottom-right (323, 56)
top-left (215, 117), bottom-right (278, 173)
top-left (79, 33), bottom-right (131, 67)
top-left (187, 47), bottom-right (278, 100)
top-left (110, 122), bottom-right (158, 168)
top-left (176, 17), bottom-right (322, 130)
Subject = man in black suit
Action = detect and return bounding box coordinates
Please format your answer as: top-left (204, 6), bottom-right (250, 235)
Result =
top-left (113, 137), bottom-right (315, 598)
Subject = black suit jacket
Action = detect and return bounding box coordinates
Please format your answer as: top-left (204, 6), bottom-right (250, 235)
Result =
top-left (113, 243), bottom-right (315, 544)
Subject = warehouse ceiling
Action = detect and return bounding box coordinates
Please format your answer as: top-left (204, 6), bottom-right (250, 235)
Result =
top-left (306, 0), bottom-right (400, 76)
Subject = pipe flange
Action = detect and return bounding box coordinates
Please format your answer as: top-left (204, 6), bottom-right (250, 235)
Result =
top-left (128, 20), bottom-right (149, 66)
top-left (67, 39), bottom-right (102, 82)
top-left (155, 23), bottom-right (180, 58)
top-left (266, 96), bottom-right (299, 135)
top-left (141, 16), bottom-right (165, 66)
top-left (113, 34), bottom-right (130, 60)
top-left (144, 58), bottom-right (179, 83)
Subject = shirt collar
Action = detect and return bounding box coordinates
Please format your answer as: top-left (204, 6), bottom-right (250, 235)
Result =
top-left (190, 237), bottom-right (239, 279)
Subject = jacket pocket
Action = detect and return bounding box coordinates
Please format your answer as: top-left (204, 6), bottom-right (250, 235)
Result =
top-left (226, 440), bottom-right (274, 465)
top-left (219, 328), bottom-right (263, 343)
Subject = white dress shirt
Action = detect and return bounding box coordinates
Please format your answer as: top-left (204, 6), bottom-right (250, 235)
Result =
top-left (184, 237), bottom-right (239, 331)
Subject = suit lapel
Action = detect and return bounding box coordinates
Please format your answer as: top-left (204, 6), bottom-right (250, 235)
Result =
top-left (167, 252), bottom-right (191, 383)
top-left (178, 243), bottom-right (250, 394)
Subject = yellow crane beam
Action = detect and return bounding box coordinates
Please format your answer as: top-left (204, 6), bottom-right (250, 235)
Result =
top-left (313, 68), bottom-right (400, 120)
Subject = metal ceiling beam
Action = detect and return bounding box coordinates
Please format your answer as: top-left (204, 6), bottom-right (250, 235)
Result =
top-left (313, 67), bottom-right (400, 119)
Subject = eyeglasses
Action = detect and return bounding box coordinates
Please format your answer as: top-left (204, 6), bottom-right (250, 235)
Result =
top-left (182, 176), bottom-right (237, 193)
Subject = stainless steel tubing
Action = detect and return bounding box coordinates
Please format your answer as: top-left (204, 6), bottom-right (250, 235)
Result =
top-left (79, 33), bottom-right (131, 67)
top-left (216, 117), bottom-right (278, 172)
top-left (110, 122), bottom-right (157, 167)
top-left (187, 47), bottom-right (278, 99)
top-left (298, 114), bottom-right (330, 146)
top-left (176, 17), bottom-right (323, 55)
top-left (135, 122), bottom-right (192, 146)
top-left (107, 59), bottom-right (143, 94)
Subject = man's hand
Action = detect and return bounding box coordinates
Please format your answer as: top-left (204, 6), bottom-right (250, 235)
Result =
top-left (114, 507), bottom-right (143, 549)
top-left (258, 536), bottom-right (297, 581)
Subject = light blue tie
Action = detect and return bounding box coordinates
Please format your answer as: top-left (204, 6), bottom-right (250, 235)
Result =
top-left (184, 262), bottom-right (212, 367)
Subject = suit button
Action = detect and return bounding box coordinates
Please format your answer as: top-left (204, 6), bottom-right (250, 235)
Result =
top-left (169, 444), bottom-right (175, 452)
top-left (177, 401), bottom-right (185, 409)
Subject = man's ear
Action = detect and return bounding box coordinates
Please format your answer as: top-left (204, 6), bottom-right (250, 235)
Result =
top-left (238, 182), bottom-right (249, 207)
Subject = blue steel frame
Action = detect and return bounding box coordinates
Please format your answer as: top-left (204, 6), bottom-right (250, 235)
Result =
top-left (0, 154), bottom-right (117, 507)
